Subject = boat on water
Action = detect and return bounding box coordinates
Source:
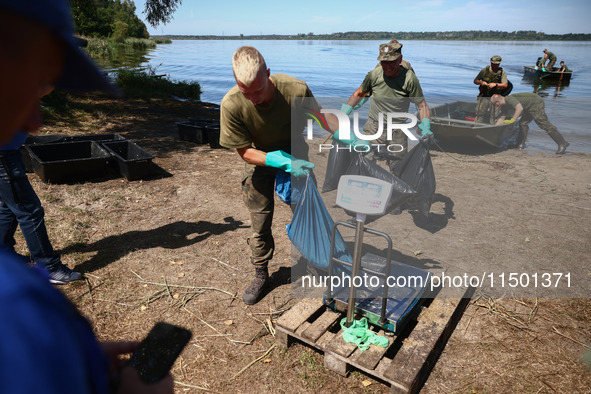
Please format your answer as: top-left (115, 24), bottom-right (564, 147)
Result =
top-left (428, 101), bottom-right (518, 151)
top-left (523, 65), bottom-right (573, 81)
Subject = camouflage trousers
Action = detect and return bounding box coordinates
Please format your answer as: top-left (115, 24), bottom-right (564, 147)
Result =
top-left (546, 59), bottom-right (556, 70)
top-left (519, 100), bottom-right (558, 136)
top-left (475, 96), bottom-right (501, 124)
top-left (241, 163), bottom-right (279, 267)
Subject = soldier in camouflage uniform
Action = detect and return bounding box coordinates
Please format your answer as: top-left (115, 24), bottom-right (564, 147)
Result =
top-left (375, 40), bottom-right (415, 73)
top-left (342, 41), bottom-right (432, 172)
top-left (219, 46), bottom-right (337, 305)
top-left (558, 61), bottom-right (570, 73)
top-left (491, 93), bottom-right (569, 154)
top-left (473, 55), bottom-right (509, 124)
top-left (543, 49), bottom-right (557, 70)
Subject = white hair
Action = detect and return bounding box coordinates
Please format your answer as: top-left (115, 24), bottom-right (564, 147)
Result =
top-left (232, 46), bottom-right (266, 87)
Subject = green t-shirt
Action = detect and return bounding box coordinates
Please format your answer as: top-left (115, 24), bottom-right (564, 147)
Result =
top-left (504, 93), bottom-right (543, 112)
top-left (546, 51), bottom-right (557, 61)
top-left (360, 66), bottom-right (425, 123)
top-left (220, 74), bottom-right (320, 156)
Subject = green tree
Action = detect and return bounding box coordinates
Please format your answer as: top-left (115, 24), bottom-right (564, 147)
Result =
top-left (112, 20), bottom-right (129, 42)
top-left (143, 0), bottom-right (183, 27)
top-left (112, 0), bottom-right (149, 38)
top-left (71, 0), bottom-right (150, 39)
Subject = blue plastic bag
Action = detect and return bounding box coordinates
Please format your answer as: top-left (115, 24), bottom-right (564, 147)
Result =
top-left (286, 175), bottom-right (352, 269)
top-left (275, 170), bottom-right (292, 204)
top-left (275, 170), bottom-right (306, 205)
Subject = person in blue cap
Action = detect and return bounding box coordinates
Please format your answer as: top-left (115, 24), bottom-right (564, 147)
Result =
top-left (0, 0), bottom-right (174, 392)
top-left (0, 96), bottom-right (84, 285)
top-left (0, 0), bottom-right (123, 285)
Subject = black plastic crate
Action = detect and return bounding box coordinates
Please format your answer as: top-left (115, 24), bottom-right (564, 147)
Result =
top-left (176, 118), bottom-right (216, 144)
top-left (21, 135), bottom-right (69, 172)
top-left (25, 134), bottom-right (66, 144)
top-left (62, 133), bottom-right (125, 143)
top-left (102, 140), bottom-right (154, 181)
top-left (21, 134), bottom-right (125, 173)
top-left (26, 141), bottom-right (110, 183)
top-left (204, 123), bottom-right (223, 149)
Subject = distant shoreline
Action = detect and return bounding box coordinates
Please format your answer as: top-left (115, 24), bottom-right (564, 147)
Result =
top-left (151, 30), bottom-right (591, 41)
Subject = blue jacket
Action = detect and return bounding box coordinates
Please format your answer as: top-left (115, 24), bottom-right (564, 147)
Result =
top-left (0, 250), bottom-right (110, 393)
top-left (0, 131), bottom-right (28, 151)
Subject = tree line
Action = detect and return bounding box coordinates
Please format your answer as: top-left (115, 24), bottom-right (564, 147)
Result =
top-left (158, 30), bottom-right (591, 41)
top-left (71, 0), bottom-right (183, 41)
top-left (72, 0), bottom-right (149, 41)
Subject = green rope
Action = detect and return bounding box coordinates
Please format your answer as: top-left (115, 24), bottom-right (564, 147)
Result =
top-left (340, 317), bottom-right (389, 351)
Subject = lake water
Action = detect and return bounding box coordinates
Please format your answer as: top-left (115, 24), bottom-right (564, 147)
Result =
top-left (131, 39), bottom-right (591, 153)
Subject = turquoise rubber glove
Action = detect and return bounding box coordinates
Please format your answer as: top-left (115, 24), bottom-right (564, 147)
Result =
top-left (353, 97), bottom-right (368, 110)
top-left (542, 68), bottom-right (546, 72)
top-left (332, 129), bottom-right (371, 152)
top-left (418, 118), bottom-right (433, 136)
top-left (265, 150), bottom-right (314, 177)
top-left (340, 317), bottom-right (389, 351)
top-left (341, 97), bottom-right (368, 115)
top-left (340, 103), bottom-right (353, 115)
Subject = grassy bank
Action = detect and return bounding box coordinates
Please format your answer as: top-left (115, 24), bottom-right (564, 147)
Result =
top-left (114, 66), bottom-right (201, 99)
top-left (41, 67), bottom-right (201, 122)
top-left (42, 37), bottom-right (198, 119)
top-left (83, 36), bottom-right (171, 59)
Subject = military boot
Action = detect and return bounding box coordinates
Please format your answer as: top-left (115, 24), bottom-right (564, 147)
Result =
top-left (548, 131), bottom-right (569, 154)
top-left (517, 129), bottom-right (528, 150)
top-left (242, 266), bottom-right (269, 305)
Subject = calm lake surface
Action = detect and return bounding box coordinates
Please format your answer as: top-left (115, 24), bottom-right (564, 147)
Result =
top-left (125, 40), bottom-right (591, 153)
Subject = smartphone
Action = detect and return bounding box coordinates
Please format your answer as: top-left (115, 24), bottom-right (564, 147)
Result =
top-left (126, 322), bottom-right (192, 384)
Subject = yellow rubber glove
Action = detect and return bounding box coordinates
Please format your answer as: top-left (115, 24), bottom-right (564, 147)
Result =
top-left (502, 119), bottom-right (515, 124)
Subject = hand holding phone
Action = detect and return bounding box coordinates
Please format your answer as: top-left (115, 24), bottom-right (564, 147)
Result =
top-left (126, 322), bottom-right (192, 384)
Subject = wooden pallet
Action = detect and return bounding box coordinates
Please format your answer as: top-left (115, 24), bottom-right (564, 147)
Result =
top-left (275, 287), bottom-right (473, 393)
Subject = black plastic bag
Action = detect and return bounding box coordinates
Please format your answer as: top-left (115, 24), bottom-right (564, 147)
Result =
top-left (345, 153), bottom-right (416, 214)
top-left (392, 141), bottom-right (436, 217)
top-left (322, 147), bottom-right (355, 193)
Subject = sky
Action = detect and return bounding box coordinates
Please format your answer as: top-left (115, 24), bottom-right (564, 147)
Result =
top-left (132, 0), bottom-right (591, 36)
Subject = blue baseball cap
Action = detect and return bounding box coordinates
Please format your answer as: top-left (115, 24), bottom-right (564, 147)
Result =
top-left (0, 0), bottom-right (120, 95)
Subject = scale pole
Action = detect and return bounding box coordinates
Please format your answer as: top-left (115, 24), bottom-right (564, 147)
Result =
top-left (345, 213), bottom-right (366, 326)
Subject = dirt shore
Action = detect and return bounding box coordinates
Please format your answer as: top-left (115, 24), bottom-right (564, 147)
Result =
top-left (23, 95), bottom-right (591, 393)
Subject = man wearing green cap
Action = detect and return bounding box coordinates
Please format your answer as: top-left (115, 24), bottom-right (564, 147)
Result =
top-left (473, 55), bottom-right (509, 124)
top-left (342, 41), bottom-right (431, 171)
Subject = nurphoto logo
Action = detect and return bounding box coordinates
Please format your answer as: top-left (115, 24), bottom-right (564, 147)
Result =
top-left (304, 107), bottom-right (419, 153)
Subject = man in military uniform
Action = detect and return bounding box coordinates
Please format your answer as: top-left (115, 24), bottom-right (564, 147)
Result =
top-left (491, 93), bottom-right (569, 154)
top-left (543, 49), bottom-right (557, 70)
top-left (473, 55), bottom-right (509, 124)
top-left (219, 46), bottom-right (338, 305)
top-left (375, 40), bottom-right (415, 73)
top-left (343, 41), bottom-right (432, 172)
top-left (558, 61), bottom-right (570, 73)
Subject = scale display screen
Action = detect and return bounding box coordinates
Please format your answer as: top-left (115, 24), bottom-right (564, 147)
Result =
top-left (336, 175), bottom-right (393, 215)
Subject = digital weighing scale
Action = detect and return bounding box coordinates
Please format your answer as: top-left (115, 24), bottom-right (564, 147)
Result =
top-left (324, 175), bottom-right (432, 333)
